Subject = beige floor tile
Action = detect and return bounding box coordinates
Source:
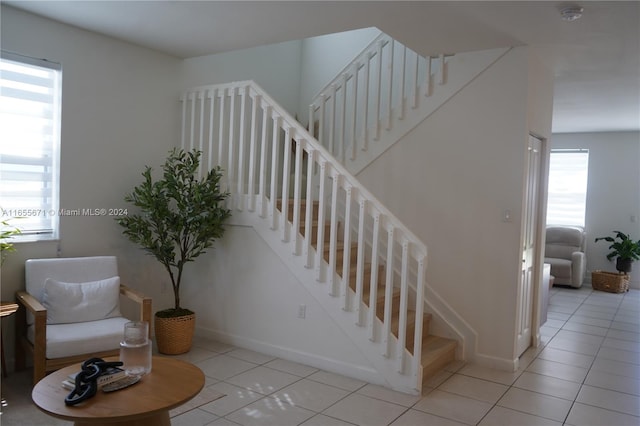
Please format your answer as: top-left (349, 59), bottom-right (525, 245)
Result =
top-left (307, 370), bottom-right (367, 392)
top-left (271, 379), bottom-right (349, 412)
top-left (561, 321), bottom-right (609, 336)
top-left (356, 383), bottom-right (423, 407)
top-left (513, 371), bottom-right (581, 400)
top-left (226, 366), bottom-right (301, 395)
top-left (390, 409), bottom-right (467, 426)
top-left (322, 393), bottom-right (407, 426)
top-left (456, 364), bottom-right (520, 386)
top-left (565, 402), bottom-right (640, 426)
top-left (478, 406), bottom-right (562, 426)
top-left (590, 357), bottom-right (640, 379)
top-left (602, 336), bottom-right (640, 353)
top-left (497, 387), bottom-right (572, 422)
top-left (300, 414), bottom-right (357, 426)
top-left (263, 359), bottom-right (319, 378)
top-left (197, 354), bottom-right (258, 380)
top-left (200, 382), bottom-right (264, 417)
top-left (226, 348), bottom-right (278, 365)
top-left (226, 397), bottom-right (315, 426)
top-left (525, 358), bottom-right (589, 383)
top-left (597, 346), bottom-right (640, 365)
top-left (576, 384), bottom-right (640, 417)
top-left (536, 346), bottom-right (594, 368)
top-left (546, 337), bottom-right (601, 356)
top-left (585, 368), bottom-right (640, 395)
top-left (171, 408), bottom-right (219, 426)
top-left (413, 389), bottom-right (493, 425)
top-left (437, 374), bottom-right (508, 403)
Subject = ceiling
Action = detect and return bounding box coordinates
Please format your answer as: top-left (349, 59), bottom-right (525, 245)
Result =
top-left (4, 1), bottom-right (639, 134)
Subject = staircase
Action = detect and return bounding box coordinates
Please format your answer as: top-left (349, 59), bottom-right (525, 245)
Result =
top-left (278, 197), bottom-right (457, 382)
top-left (180, 80), bottom-right (455, 393)
top-left (308, 32), bottom-right (509, 175)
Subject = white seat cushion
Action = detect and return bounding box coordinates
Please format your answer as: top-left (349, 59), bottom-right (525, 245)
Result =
top-left (28, 317), bottom-right (130, 359)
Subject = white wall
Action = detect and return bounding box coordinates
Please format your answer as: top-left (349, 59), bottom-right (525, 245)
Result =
top-left (551, 132), bottom-right (640, 288)
top-left (356, 47), bottom-right (554, 367)
top-left (297, 27), bottom-right (381, 123)
top-left (0, 6), bottom-right (181, 366)
top-left (181, 226), bottom-right (378, 381)
top-left (180, 40), bottom-right (303, 115)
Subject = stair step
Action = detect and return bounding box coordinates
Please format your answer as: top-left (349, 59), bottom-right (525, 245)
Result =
top-left (421, 336), bottom-right (457, 382)
top-left (276, 198), bottom-right (320, 222)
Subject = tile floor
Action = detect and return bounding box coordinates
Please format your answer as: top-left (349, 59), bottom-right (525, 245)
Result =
top-left (2, 285), bottom-right (639, 425)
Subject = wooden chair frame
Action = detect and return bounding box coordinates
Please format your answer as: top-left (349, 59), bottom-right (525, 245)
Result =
top-left (14, 285), bottom-right (152, 385)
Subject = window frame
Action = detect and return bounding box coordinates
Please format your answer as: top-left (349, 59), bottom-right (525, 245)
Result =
top-left (0, 51), bottom-right (62, 242)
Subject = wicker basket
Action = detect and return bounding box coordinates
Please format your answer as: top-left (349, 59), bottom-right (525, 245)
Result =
top-left (155, 313), bottom-right (195, 355)
top-left (591, 270), bottom-right (630, 293)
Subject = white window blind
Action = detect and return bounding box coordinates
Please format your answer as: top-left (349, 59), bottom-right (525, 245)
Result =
top-left (546, 149), bottom-right (589, 227)
top-left (0, 51), bottom-right (61, 240)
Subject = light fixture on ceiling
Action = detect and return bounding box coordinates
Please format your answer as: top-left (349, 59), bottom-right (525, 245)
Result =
top-left (560, 5), bottom-right (584, 22)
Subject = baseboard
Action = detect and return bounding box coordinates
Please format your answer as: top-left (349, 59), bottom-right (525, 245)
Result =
top-left (195, 326), bottom-right (385, 386)
top-left (473, 351), bottom-right (519, 372)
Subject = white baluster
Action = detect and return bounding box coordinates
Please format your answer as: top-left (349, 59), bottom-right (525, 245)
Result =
top-left (398, 45), bottom-right (406, 121)
top-left (280, 126), bottom-right (293, 242)
top-left (341, 185), bottom-right (353, 310)
top-left (237, 86), bottom-right (248, 210)
top-left (397, 240), bottom-right (410, 373)
top-left (248, 93), bottom-right (260, 212)
top-left (350, 64), bottom-right (359, 161)
top-left (292, 138), bottom-right (303, 255)
top-left (304, 148), bottom-right (315, 268)
top-left (340, 74), bottom-right (347, 164)
top-left (355, 199), bottom-right (366, 325)
top-left (189, 92), bottom-right (196, 151)
top-left (412, 51), bottom-right (419, 109)
top-left (308, 104), bottom-right (314, 137)
top-left (198, 91), bottom-right (205, 177)
top-left (228, 87), bottom-right (236, 196)
top-left (362, 56), bottom-right (370, 151)
top-left (259, 105), bottom-right (271, 218)
top-left (329, 85), bottom-right (336, 155)
top-left (386, 40), bottom-right (394, 130)
top-left (412, 255), bottom-right (426, 381)
top-left (439, 53), bottom-right (445, 85)
top-left (318, 94), bottom-right (325, 146)
top-left (208, 89), bottom-right (215, 170)
top-left (218, 88), bottom-right (226, 171)
top-left (382, 226), bottom-right (395, 358)
top-left (374, 40), bottom-right (383, 141)
top-left (368, 212), bottom-right (381, 340)
top-left (315, 161), bottom-right (328, 282)
top-left (269, 115), bottom-right (281, 230)
top-left (180, 93), bottom-right (187, 149)
top-left (424, 56), bottom-right (432, 97)
top-left (328, 172), bottom-right (340, 296)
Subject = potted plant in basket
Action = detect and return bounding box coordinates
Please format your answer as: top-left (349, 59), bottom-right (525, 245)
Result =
top-left (594, 230), bottom-right (640, 274)
top-left (117, 148), bottom-right (231, 354)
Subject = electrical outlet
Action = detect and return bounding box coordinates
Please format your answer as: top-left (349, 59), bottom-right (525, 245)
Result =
top-left (297, 304), bottom-right (306, 319)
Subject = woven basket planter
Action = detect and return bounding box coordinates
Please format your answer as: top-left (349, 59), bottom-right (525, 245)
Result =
top-left (155, 312), bottom-right (195, 355)
top-left (592, 270), bottom-right (630, 293)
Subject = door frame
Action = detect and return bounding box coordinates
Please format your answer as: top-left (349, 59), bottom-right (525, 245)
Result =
top-left (514, 133), bottom-right (550, 362)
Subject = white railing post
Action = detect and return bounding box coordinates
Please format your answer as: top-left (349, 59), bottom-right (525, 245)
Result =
top-left (207, 89), bottom-right (216, 170)
top-left (248, 92), bottom-right (260, 212)
top-left (304, 148), bottom-right (315, 268)
top-left (259, 104), bottom-right (271, 218)
top-left (341, 185), bottom-right (353, 311)
top-left (237, 85), bottom-right (248, 210)
top-left (382, 225), bottom-right (395, 358)
top-left (368, 212), bottom-right (381, 340)
top-left (228, 87), bottom-right (236, 197)
top-left (280, 126), bottom-right (293, 242)
top-left (328, 172), bottom-right (341, 296)
top-left (374, 40), bottom-right (383, 141)
top-left (398, 45), bottom-right (406, 121)
top-left (218, 88), bottom-right (227, 173)
top-left (386, 40), bottom-right (394, 130)
top-left (397, 240), bottom-right (410, 373)
top-left (362, 56), bottom-right (370, 152)
top-left (269, 115), bottom-right (281, 230)
top-left (315, 161), bottom-right (328, 282)
top-left (424, 56), bottom-right (432, 97)
top-left (339, 74), bottom-right (347, 164)
top-left (355, 199), bottom-right (366, 326)
top-left (292, 137), bottom-right (303, 255)
top-left (350, 63), bottom-right (359, 161)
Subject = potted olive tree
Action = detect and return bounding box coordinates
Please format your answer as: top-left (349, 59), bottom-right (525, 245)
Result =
top-left (0, 218), bottom-right (21, 265)
top-left (595, 231), bottom-right (640, 273)
top-left (117, 148), bottom-right (231, 354)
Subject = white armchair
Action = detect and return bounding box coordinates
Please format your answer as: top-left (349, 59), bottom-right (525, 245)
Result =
top-left (14, 256), bottom-right (151, 384)
top-left (544, 226), bottom-right (587, 288)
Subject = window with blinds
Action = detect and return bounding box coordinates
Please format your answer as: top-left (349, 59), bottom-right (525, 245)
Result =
top-left (0, 51), bottom-right (61, 241)
top-left (546, 149), bottom-right (589, 227)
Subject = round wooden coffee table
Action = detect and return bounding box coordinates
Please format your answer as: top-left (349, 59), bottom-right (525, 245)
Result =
top-left (32, 356), bottom-right (204, 426)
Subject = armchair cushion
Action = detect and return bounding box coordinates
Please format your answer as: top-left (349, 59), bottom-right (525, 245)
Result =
top-left (42, 276), bottom-right (122, 324)
top-left (545, 226), bottom-right (586, 288)
top-left (28, 317), bottom-right (130, 359)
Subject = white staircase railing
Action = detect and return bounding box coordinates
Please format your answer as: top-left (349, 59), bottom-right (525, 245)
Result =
top-left (308, 33), bottom-right (450, 166)
top-left (181, 80), bottom-right (427, 393)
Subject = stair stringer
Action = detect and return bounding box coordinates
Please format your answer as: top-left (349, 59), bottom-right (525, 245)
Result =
top-left (346, 47), bottom-right (511, 176)
top-left (229, 201), bottom-right (424, 395)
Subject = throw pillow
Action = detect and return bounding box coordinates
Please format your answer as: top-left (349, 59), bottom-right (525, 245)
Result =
top-left (42, 276), bottom-right (122, 324)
